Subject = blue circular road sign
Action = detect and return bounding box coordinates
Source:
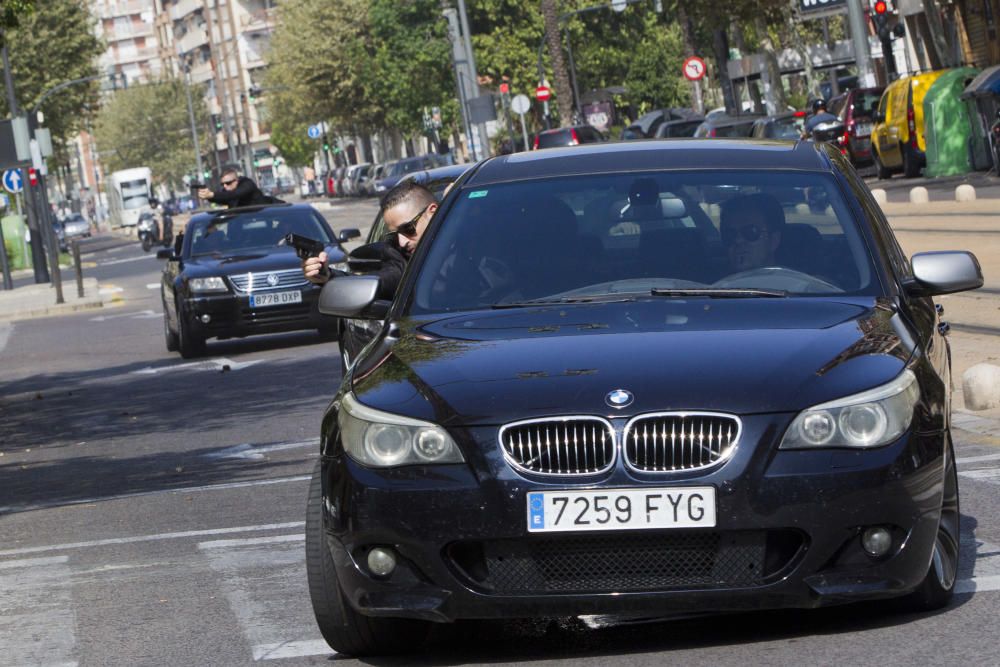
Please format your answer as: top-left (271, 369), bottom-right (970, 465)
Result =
top-left (307, 125), bottom-right (322, 139)
top-left (2, 169), bottom-right (23, 194)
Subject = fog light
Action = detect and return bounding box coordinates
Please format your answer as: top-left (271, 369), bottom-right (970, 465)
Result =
top-left (861, 526), bottom-right (893, 558)
top-left (366, 547), bottom-right (397, 577)
top-left (200, 314), bottom-right (211, 324)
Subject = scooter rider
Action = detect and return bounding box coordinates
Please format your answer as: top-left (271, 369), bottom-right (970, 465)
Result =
top-left (802, 99), bottom-right (839, 139)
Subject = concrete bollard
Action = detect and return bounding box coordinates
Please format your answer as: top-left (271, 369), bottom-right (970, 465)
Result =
top-left (909, 186), bottom-right (929, 204)
top-left (871, 188), bottom-right (887, 205)
top-left (955, 184), bottom-right (976, 202)
top-left (962, 363), bottom-right (1000, 411)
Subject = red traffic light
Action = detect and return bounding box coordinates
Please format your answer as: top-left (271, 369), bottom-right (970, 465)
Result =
top-left (27, 168), bottom-right (38, 187)
top-left (874, 0), bottom-right (888, 14)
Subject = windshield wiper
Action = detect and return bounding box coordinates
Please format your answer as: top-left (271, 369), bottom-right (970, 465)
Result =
top-left (650, 288), bottom-right (788, 298)
top-left (492, 295), bottom-right (638, 309)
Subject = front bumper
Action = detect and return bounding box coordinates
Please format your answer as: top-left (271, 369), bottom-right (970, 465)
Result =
top-left (181, 286), bottom-right (328, 340)
top-left (320, 416), bottom-right (946, 623)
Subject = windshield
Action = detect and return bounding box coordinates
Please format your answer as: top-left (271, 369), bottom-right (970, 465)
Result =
top-left (187, 209), bottom-right (333, 257)
top-left (765, 116), bottom-right (805, 139)
top-left (410, 170), bottom-right (878, 314)
top-left (536, 129), bottom-right (572, 148)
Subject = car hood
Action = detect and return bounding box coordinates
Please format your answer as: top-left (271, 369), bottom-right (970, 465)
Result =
top-left (180, 246), bottom-right (344, 278)
top-left (351, 297), bottom-right (916, 426)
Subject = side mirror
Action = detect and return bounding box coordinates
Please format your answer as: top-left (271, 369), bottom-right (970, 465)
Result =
top-left (904, 251), bottom-right (983, 297)
top-left (318, 274), bottom-right (390, 319)
top-left (347, 241), bottom-right (386, 272)
top-left (338, 228), bottom-right (361, 243)
top-left (156, 248), bottom-right (174, 260)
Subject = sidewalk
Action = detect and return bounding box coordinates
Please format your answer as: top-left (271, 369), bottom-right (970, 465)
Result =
top-left (0, 276), bottom-right (106, 322)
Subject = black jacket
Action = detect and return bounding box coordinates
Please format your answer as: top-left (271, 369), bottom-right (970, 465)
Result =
top-left (207, 176), bottom-right (278, 208)
top-left (334, 236), bottom-right (409, 301)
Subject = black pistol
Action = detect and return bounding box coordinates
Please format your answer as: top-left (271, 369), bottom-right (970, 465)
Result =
top-left (189, 182), bottom-right (208, 189)
top-left (280, 232), bottom-right (326, 260)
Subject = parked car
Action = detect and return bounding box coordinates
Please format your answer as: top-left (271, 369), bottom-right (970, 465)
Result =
top-left (828, 86), bottom-right (885, 167)
top-left (871, 69), bottom-right (950, 178)
top-left (61, 213), bottom-right (91, 241)
top-left (344, 163), bottom-right (372, 197)
top-left (308, 138), bottom-right (983, 656)
top-left (652, 117), bottom-right (705, 138)
top-left (157, 203), bottom-right (356, 358)
top-left (51, 220), bottom-right (66, 252)
top-left (334, 162), bottom-right (472, 373)
top-left (360, 163), bottom-right (385, 198)
top-left (749, 111), bottom-right (808, 140)
top-left (373, 155), bottom-right (450, 195)
top-left (622, 108), bottom-right (703, 140)
top-left (533, 124), bottom-right (607, 149)
top-left (694, 114), bottom-right (763, 138)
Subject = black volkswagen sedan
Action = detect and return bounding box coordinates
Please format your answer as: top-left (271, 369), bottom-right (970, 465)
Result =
top-left (307, 140), bottom-right (982, 656)
top-left (160, 203), bottom-right (352, 358)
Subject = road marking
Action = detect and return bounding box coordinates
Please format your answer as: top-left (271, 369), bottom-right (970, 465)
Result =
top-left (0, 555), bottom-right (69, 569)
top-left (0, 322), bottom-right (12, 354)
top-left (959, 468), bottom-right (1000, 482)
top-left (97, 285), bottom-right (123, 295)
top-left (0, 521), bottom-right (305, 558)
top-left (198, 534), bottom-right (304, 550)
top-left (956, 575), bottom-right (1000, 594)
top-left (957, 452), bottom-right (1000, 465)
top-left (130, 357), bottom-right (262, 375)
top-left (97, 255), bottom-right (156, 267)
top-left (0, 474), bottom-right (311, 516)
top-left (0, 552), bottom-right (77, 667)
top-left (146, 283), bottom-right (160, 289)
top-left (89, 309), bottom-right (158, 322)
top-left (203, 439), bottom-right (319, 461)
top-left (254, 640), bottom-right (333, 661)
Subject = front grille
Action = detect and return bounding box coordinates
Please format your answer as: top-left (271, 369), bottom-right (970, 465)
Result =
top-left (239, 303), bottom-right (311, 324)
top-left (624, 413), bottom-right (740, 472)
top-left (471, 532), bottom-right (770, 594)
top-left (499, 417), bottom-right (615, 475)
top-left (229, 268), bottom-right (309, 293)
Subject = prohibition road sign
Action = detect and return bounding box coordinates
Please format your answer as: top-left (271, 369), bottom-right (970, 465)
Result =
top-left (682, 56), bottom-right (707, 82)
top-left (536, 85), bottom-right (551, 102)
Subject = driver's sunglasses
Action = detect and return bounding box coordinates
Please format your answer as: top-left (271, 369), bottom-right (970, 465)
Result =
top-left (723, 223), bottom-right (768, 245)
top-left (220, 178), bottom-right (238, 186)
top-left (394, 205), bottom-right (430, 238)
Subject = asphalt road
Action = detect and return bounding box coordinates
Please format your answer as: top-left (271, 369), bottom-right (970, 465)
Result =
top-left (1, 198), bottom-right (1000, 665)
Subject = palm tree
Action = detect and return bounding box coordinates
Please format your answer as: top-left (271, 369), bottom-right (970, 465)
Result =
top-left (540, 0), bottom-right (573, 127)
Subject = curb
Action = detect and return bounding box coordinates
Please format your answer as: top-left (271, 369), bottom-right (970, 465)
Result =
top-left (0, 298), bottom-right (104, 323)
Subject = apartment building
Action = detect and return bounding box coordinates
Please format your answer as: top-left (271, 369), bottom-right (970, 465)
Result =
top-left (93, 0), bottom-right (163, 84)
top-left (153, 0), bottom-right (276, 179)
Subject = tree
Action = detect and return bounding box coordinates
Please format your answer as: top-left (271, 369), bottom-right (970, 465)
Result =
top-left (93, 79), bottom-right (210, 190)
top-left (0, 0), bottom-right (101, 144)
top-left (0, 0), bottom-right (35, 34)
top-left (541, 0), bottom-right (573, 126)
top-left (268, 118), bottom-right (316, 169)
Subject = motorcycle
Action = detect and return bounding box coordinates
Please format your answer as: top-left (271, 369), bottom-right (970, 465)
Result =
top-left (990, 109), bottom-right (1000, 173)
top-left (137, 209), bottom-right (173, 252)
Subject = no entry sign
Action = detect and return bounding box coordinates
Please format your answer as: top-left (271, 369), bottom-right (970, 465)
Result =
top-left (535, 85), bottom-right (551, 102)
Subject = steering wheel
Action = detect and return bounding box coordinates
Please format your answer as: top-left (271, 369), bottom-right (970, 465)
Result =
top-left (713, 266), bottom-right (843, 293)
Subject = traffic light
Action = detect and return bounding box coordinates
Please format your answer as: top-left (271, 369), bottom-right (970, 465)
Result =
top-left (212, 114), bottom-right (222, 131)
top-left (248, 84), bottom-right (261, 103)
top-left (873, 0), bottom-right (890, 41)
top-left (322, 139), bottom-right (330, 152)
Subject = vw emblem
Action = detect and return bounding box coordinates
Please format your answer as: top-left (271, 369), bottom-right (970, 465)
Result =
top-left (266, 273), bottom-right (279, 287)
top-left (605, 389), bottom-right (634, 409)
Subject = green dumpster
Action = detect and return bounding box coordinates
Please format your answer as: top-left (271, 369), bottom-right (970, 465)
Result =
top-left (924, 66), bottom-right (980, 178)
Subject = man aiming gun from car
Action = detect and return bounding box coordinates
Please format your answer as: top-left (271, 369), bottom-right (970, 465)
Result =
top-left (197, 167), bottom-right (279, 208)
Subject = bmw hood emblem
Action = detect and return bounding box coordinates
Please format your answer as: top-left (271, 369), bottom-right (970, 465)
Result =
top-left (266, 273), bottom-right (279, 287)
top-left (605, 389), bottom-right (634, 409)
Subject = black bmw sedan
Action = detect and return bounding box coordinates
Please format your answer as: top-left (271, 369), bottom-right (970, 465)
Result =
top-left (160, 203), bottom-right (352, 358)
top-left (307, 140), bottom-right (983, 656)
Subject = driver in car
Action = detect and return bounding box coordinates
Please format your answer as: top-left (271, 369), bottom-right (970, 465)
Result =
top-left (719, 193), bottom-right (784, 273)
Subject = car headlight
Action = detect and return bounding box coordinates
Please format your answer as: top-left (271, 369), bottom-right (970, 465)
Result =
top-left (779, 369), bottom-right (920, 449)
top-left (188, 276), bottom-right (228, 293)
top-left (338, 392), bottom-right (464, 467)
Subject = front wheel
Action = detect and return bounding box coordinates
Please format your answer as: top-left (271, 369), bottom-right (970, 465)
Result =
top-left (141, 234), bottom-right (153, 252)
top-left (177, 305), bottom-right (206, 359)
top-left (874, 149), bottom-right (892, 180)
top-left (899, 438), bottom-right (960, 612)
top-left (305, 461), bottom-right (430, 657)
top-left (164, 310), bottom-right (179, 352)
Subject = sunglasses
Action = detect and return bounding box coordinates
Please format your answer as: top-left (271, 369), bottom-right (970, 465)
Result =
top-left (394, 205), bottom-right (430, 238)
top-left (221, 178), bottom-right (238, 186)
top-left (723, 223), bottom-right (768, 245)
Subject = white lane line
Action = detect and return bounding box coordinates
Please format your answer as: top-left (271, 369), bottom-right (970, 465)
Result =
top-left (0, 322), bottom-right (12, 354)
top-left (956, 575), bottom-right (1000, 594)
top-left (0, 474), bottom-right (311, 517)
top-left (130, 357), bottom-right (262, 375)
top-left (0, 555), bottom-right (70, 569)
top-left (89, 309), bottom-right (157, 322)
top-left (97, 255), bottom-right (155, 267)
top-left (198, 534), bottom-right (304, 550)
top-left (957, 452), bottom-right (1000, 465)
top-left (203, 439), bottom-right (319, 461)
top-left (0, 521), bottom-right (305, 558)
top-left (254, 640), bottom-right (333, 661)
top-left (959, 468), bottom-right (1000, 482)
top-left (146, 283), bottom-right (160, 289)
top-left (0, 554), bottom-right (77, 666)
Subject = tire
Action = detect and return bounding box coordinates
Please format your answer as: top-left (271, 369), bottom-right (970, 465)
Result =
top-left (164, 310), bottom-right (179, 353)
top-left (177, 304), bottom-right (206, 359)
top-left (874, 150), bottom-right (892, 180)
top-left (305, 460), bottom-right (430, 657)
top-left (900, 438), bottom-right (959, 612)
top-left (141, 234), bottom-right (153, 252)
top-left (902, 143), bottom-right (921, 179)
